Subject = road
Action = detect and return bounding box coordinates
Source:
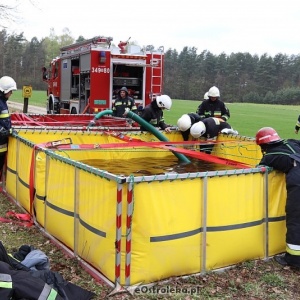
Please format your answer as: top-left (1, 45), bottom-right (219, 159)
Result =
top-left (7, 101), bottom-right (47, 114)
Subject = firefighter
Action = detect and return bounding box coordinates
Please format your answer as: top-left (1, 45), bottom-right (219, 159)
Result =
top-left (112, 86), bottom-right (137, 117)
top-left (196, 86), bottom-right (230, 121)
top-left (189, 117), bottom-right (237, 139)
top-left (203, 91), bottom-right (209, 100)
top-left (0, 76), bottom-right (17, 179)
top-left (0, 241), bottom-right (96, 299)
top-left (189, 117), bottom-right (238, 153)
top-left (256, 127), bottom-right (300, 268)
top-left (177, 113), bottom-right (203, 141)
top-left (294, 115), bottom-right (300, 134)
top-left (140, 95), bottom-right (173, 132)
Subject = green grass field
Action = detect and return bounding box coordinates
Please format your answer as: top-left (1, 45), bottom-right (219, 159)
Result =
top-left (11, 89), bottom-right (47, 107)
top-left (167, 100), bottom-right (299, 139)
top-left (10, 90), bottom-right (299, 139)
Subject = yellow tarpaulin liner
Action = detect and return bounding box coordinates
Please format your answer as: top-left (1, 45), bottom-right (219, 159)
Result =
top-left (76, 171), bottom-right (120, 282)
top-left (214, 134), bottom-right (262, 166)
top-left (205, 174), bottom-right (265, 270)
top-left (34, 151), bottom-right (46, 226)
top-left (3, 130), bottom-right (286, 285)
top-left (267, 171), bottom-right (286, 254)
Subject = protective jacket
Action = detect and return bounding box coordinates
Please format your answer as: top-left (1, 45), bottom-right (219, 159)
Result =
top-left (198, 117), bottom-right (231, 154)
top-left (180, 113), bottom-right (202, 141)
top-left (201, 117), bottom-right (231, 139)
top-left (196, 98), bottom-right (230, 121)
top-left (258, 139), bottom-right (300, 267)
top-left (295, 115), bottom-right (300, 132)
top-left (140, 100), bottom-right (169, 131)
top-left (112, 89), bottom-right (137, 117)
top-left (0, 261), bottom-right (63, 300)
top-left (0, 92), bottom-right (11, 154)
top-left (0, 242), bottom-right (95, 300)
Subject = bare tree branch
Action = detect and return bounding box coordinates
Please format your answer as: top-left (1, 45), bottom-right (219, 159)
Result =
top-left (0, 1), bottom-right (39, 30)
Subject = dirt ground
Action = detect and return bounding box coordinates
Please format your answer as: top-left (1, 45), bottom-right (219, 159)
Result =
top-left (7, 101), bottom-right (47, 114)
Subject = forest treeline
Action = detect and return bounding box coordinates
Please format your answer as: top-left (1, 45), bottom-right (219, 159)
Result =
top-left (1, 29), bottom-right (300, 104)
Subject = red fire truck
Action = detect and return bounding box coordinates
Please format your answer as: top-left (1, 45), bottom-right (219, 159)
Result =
top-left (42, 36), bottom-right (164, 114)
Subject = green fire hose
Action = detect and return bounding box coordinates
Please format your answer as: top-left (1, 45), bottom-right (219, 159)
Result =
top-left (88, 110), bottom-right (190, 163)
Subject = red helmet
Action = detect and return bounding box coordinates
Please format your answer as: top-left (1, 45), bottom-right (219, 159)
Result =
top-left (255, 127), bottom-right (281, 145)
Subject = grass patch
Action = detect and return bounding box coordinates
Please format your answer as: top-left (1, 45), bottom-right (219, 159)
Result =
top-left (166, 99), bottom-right (299, 139)
top-left (261, 273), bottom-right (285, 287)
top-left (11, 89), bottom-right (47, 107)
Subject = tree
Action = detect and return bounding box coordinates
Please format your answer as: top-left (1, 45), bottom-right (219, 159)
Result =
top-left (2, 29), bottom-right (300, 102)
top-left (76, 35), bottom-right (86, 43)
top-left (0, 1), bottom-right (37, 30)
top-left (0, 30), bottom-right (9, 75)
top-left (22, 37), bottom-right (46, 88)
top-left (0, 3), bottom-right (16, 29)
top-left (58, 28), bottom-right (75, 48)
top-left (164, 49), bottom-right (180, 96)
top-left (4, 32), bottom-right (26, 81)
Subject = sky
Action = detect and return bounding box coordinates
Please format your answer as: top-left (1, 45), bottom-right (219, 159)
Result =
top-left (3, 0), bottom-right (300, 57)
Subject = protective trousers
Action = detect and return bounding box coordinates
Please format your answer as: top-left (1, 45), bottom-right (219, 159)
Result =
top-left (285, 164), bottom-right (300, 267)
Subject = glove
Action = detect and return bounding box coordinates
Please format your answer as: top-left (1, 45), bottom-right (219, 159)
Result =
top-left (123, 107), bottom-right (130, 116)
top-left (221, 128), bottom-right (239, 135)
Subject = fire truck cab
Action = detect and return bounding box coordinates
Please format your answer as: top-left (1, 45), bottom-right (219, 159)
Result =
top-left (42, 36), bottom-right (164, 114)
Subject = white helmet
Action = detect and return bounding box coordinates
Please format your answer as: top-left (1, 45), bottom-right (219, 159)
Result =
top-left (190, 121), bottom-right (206, 138)
top-left (156, 95), bottom-right (172, 110)
top-left (177, 114), bottom-right (191, 131)
top-left (0, 76), bottom-right (17, 94)
top-left (208, 86), bottom-right (220, 98)
top-left (204, 92), bottom-right (209, 100)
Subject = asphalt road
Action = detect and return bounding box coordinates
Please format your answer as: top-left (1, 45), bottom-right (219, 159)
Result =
top-left (7, 101), bottom-right (47, 114)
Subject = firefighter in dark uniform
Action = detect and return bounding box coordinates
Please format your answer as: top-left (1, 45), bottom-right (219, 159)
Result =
top-left (256, 127), bottom-right (300, 268)
top-left (177, 113), bottom-right (203, 141)
top-left (188, 117), bottom-right (238, 153)
top-left (294, 115), bottom-right (300, 134)
top-left (140, 95), bottom-right (172, 132)
top-left (196, 86), bottom-right (230, 122)
top-left (0, 76), bottom-right (16, 179)
top-left (189, 117), bottom-right (237, 140)
top-left (112, 86), bottom-right (137, 117)
top-left (0, 241), bottom-right (95, 299)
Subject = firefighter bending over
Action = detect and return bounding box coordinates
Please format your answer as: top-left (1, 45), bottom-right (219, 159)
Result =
top-left (112, 86), bottom-right (137, 117)
top-left (140, 95), bottom-right (173, 132)
top-left (177, 114), bottom-right (238, 141)
top-left (177, 114), bottom-right (238, 153)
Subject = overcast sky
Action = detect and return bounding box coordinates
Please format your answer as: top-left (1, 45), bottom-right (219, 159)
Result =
top-left (3, 0), bottom-right (300, 57)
